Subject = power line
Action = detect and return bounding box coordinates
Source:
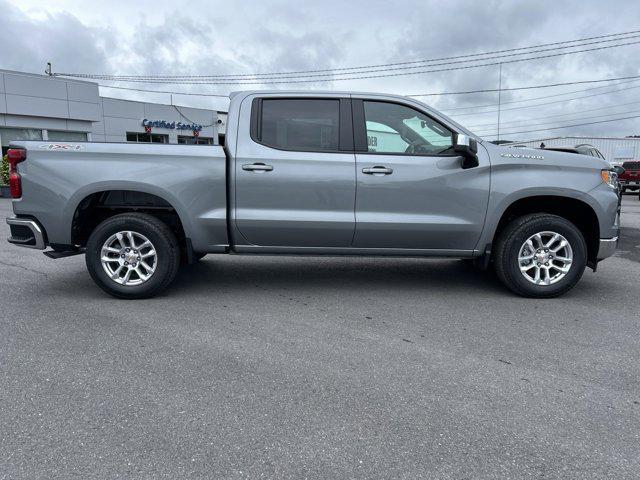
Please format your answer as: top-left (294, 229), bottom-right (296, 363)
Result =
top-left (95, 75), bottom-right (640, 103)
top-left (471, 108), bottom-right (640, 133)
top-left (481, 114), bottom-right (640, 137)
top-left (57, 34), bottom-right (640, 82)
top-left (98, 84), bottom-right (229, 97)
top-left (448, 83), bottom-right (640, 116)
top-left (55, 29), bottom-right (640, 80)
top-left (438, 78), bottom-right (640, 112)
top-left (54, 38), bottom-right (640, 85)
top-left (95, 75), bottom-right (640, 107)
top-left (407, 74), bottom-right (640, 97)
top-left (171, 105), bottom-right (216, 127)
top-left (465, 100), bottom-right (640, 129)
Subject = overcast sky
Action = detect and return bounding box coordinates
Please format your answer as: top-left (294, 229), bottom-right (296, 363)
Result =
top-left (2, 0), bottom-right (640, 141)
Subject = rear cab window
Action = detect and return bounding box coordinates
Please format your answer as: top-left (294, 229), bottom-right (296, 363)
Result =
top-left (251, 98), bottom-right (353, 152)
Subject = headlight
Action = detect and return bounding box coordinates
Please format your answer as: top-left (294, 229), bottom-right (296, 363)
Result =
top-left (601, 169), bottom-right (618, 189)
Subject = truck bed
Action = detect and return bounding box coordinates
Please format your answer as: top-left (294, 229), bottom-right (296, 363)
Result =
top-left (10, 141), bottom-right (229, 253)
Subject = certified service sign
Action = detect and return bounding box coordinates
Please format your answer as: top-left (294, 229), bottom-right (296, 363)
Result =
top-left (142, 119), bottom-right (203, 131)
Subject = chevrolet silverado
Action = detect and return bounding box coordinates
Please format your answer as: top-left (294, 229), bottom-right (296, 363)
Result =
top-left (5, 91), bottom-right (620, 298)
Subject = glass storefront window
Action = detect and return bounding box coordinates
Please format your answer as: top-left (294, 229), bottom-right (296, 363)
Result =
top-left (177, 136), bottom-right (213, 145)
top-left (0, 128), bottom-right (43, 154)
top-left (47, 131), bottom-right (88, 142)
top-left (126, 132), bottom-right (168, 143)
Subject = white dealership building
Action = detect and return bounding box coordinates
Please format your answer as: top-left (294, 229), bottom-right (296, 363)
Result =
top-left (0, 69), bottom-right (225, 157)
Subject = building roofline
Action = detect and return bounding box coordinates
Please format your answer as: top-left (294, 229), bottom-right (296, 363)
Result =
top-left (504, 135), bottom-right (640, 145)
top-left (0, 68), bottom-right (98, 86)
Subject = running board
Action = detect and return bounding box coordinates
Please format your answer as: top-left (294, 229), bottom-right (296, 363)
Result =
top-left (43, 249), bottom-right (84, 259)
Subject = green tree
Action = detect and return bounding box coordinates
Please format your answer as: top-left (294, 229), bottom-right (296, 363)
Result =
top-left (1, 155), bottom-right (9, 185)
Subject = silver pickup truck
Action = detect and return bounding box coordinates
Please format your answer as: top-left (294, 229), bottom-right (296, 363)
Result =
top-left (5, 91), bottom-right (620, 298)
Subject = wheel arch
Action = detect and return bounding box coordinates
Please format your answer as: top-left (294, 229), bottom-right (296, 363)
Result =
top-left (489, 194), bottom-right (600, 264)
top-left (68, 184), bottom-right (192, 250)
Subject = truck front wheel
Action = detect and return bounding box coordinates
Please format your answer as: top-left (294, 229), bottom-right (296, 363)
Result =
top-left (494, 214), bottom-right (587, 298)
top-left (85, 213), bottom-right (181, 299)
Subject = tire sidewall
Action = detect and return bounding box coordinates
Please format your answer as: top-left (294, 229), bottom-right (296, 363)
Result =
top-left (503, 216), bottom-right (587, 297)
top-left (86, 215), bottom-right (176, 298)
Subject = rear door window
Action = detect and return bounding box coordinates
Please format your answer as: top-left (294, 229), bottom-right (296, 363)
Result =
top-left (255, 99), bottom-right (341, 152)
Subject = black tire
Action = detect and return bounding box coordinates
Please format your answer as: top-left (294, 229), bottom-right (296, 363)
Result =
top-left (85, 213), bottom-right (180, 299)
top-left (494, 214), bottom-right (587, 298)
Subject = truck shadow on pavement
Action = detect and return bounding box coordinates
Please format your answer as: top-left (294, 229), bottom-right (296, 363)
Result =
top-left (167, 257), bottom-right (512, 298)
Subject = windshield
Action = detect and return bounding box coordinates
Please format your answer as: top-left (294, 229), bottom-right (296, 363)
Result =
top-left (622, 161), bottom-right (640, 170)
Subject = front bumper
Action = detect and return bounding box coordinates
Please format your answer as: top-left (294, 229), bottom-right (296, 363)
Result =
top-left (6, 217), bottom-right (46, 250)
top-left (597, 236), bottom-right (618, 260)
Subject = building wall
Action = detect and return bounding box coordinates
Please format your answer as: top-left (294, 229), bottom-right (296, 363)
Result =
top-left (0, 69), bottom-right (98, 143)
top-left (93, 98), bottom-right (218, 144)
top-left (507, 136), bottom-right (640, 164)
top-left (0, 69), bottom-right (220, 149)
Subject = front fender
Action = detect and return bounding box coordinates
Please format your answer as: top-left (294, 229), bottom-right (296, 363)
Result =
top-left (476, 157), bottom-right (617, 251)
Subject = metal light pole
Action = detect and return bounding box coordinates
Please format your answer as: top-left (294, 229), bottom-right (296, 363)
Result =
top-left (497, 62), bottom-right (503, 142)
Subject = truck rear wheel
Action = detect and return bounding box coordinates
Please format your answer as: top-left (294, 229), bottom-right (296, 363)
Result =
top-left (85, 213), bottom-right (180, 299)
top-left (494, 214), bottom-right (587, 298)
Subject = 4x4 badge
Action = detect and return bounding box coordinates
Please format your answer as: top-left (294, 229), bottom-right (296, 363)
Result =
top-left (39, 144), bottom-right (85, 151)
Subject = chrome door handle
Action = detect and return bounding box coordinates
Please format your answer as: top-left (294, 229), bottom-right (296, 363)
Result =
top-left (242, 163), bottom-right (273, 172)
top-left (362, 166), bottom-right (393, 175)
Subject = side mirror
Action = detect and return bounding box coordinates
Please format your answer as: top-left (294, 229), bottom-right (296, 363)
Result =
top-left (613, 165), bottom-right (625, 176)
top-left (454, 134), bottom-right (479, 169)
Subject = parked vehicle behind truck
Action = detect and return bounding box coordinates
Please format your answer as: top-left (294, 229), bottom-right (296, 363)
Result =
top-left (618, 161), bottom-right (640, 193)
top-left (6, 91), bottom-right (620, 298)
top-left (542, 143), bottom-right (606, 160)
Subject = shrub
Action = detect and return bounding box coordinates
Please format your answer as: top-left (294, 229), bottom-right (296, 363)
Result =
top-left (1, 155), bottom-right (8, 186)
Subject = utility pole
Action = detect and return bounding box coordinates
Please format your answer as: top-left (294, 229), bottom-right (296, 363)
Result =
top-left (496, 62), bottom-right (503, 142)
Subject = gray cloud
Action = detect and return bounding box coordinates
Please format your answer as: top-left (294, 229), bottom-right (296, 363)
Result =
top-left (0, 0), bottom-right (113, 74)
top-left (2, 0), bottom-right (640, 140)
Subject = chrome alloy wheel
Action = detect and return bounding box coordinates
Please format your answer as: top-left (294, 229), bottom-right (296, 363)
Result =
top-left (100, 231), bottom-right (157, 286)
top-left (518, 231), bottom-right (573, 286)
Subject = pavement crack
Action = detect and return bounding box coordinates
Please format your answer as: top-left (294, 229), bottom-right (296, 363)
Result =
top-left (0, 260), bottom-right (48, 277)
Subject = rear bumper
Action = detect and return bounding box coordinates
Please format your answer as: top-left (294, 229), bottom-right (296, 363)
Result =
top-left (597, 236), bottom-right (618, 260)
top-left (6, 217), bottom-right (46, 250)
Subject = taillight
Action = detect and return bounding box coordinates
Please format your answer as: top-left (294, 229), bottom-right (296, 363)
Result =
top-left (7, 148), bottom-right (26, 198)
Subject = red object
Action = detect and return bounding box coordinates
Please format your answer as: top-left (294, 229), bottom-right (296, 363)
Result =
top-left (618, 161), bottom-right (640, 189)
top-left (144, 125), bottom-right (152, 134)
top-left (7, 148), bottom-right (26, 198)
top-left (193, 129), bottom-right (200, 137)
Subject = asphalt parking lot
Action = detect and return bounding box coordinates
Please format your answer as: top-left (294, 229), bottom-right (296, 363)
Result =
top-left (1, 196), bottom-right (639, 479)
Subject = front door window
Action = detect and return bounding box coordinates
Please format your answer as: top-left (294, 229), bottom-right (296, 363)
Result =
top-left (363, 101), bottom-right (454, 156)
